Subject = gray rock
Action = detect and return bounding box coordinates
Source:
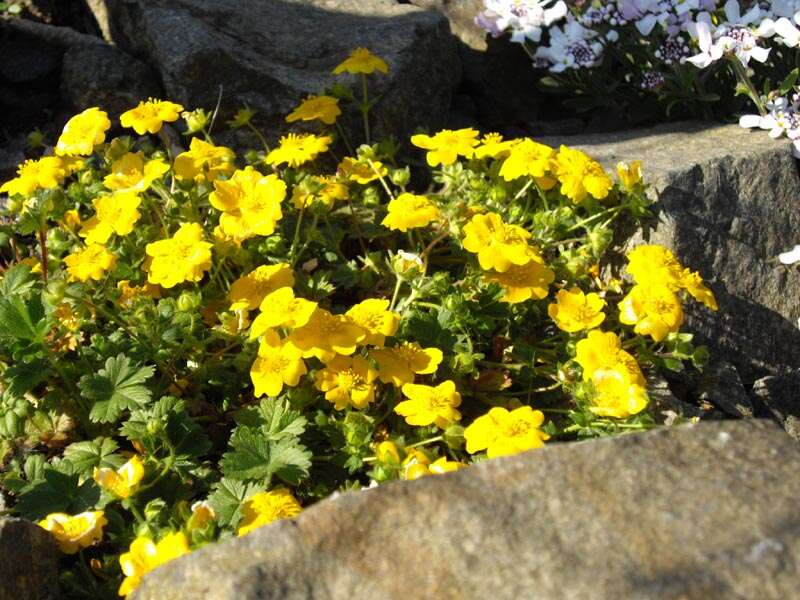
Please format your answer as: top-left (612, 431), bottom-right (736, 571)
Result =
top-left (546, 123), bottom-right (800, 382)
top-left (61, 42), bottom-right (161, 115)
top-left (697, 360), bottom-right (754, 418)
top-left (1, 18), bottom-right (160, 120)
top-left (0, 517), bottom-right (60, 600)
top-left (753, 371), bottom-right (800, 440)
top-left (408, 0), bottom-right (486, 49)
top-left (94, 0), bottom-right (461, 142)
top-left (133, 420), bottom-right (800, 600)
top-left (646, 374), bottom-right (704, 423)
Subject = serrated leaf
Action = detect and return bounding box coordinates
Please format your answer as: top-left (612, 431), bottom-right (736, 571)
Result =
top-left (221, 427), bottom-right (311, 485)
top-left (80, 354), bottom-right (155, 423)
top-left (207, 478), bottom-right (265, 527)
top-left (0, 294), bottom-right (48, 341)
top-left (14, 469), bottom-right (100, 520)
top-left (62, 438), bottom-right (123, 477)
top-left (236, 398), bottom-right (307, 441)
top-left (0, 264), bottom-right (36, 296)
top-left (3, 359), bottom-right (49, 399)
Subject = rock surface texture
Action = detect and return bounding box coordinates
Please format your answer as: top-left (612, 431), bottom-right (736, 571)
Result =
top-left (92, 0), bottom-right (461, 141)
top-left (753, 371), bottom-right (800, 440)
top-left (133, 420), bottom-right (800, 600)
top-left (0, 517), bottom-right (60, 600)
top-left (547, 123), bottom-right (800, 382)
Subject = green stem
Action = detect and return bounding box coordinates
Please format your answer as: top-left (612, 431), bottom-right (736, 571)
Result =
top-left (288, 203), bottom-right (306, 267)
top-left (361, 74), bottom-right (371, 144)
top-left (389, 276), bottom-right (404, 312)
top-left (730, 58), bottom-right (767, 116)
top-left (405, 435), bottom-right (443, 450)
top-left (335, 121), bottom-right (355, 156)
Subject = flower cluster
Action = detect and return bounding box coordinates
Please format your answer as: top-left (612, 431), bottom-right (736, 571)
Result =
top-left (476, 1), bottom-right (800, 129)
top-left (0, 46), bottom-right (717, 599)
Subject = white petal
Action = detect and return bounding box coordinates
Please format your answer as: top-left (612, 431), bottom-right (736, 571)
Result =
top-left (750, 45), bottom-right (771, 63)
top-left (724, 0), bottom-right (741, 23)
top-left (779, 245), bottom-right (800, 264)
top-left (636, 15), bottom-right (658, 36)
top-left (687, 52), bottom-right (713, 68)
top-left (739, 114), bottom-right (763, 128)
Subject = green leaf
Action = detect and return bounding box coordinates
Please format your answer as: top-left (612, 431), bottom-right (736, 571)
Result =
top-left (207, 478), bottom-right (265, 527)
top-left (62, 438), bottom-right (123, 477)
top-left (80, 354), bottom-right (155, 423)
top-left (221, 427), bottom-right (311, 485)
top-left (236, 398), bottom-right (307, 440)
top-left (0, 294), bottom-right (48, 341)
top-left (14, 469), bottom-right (100, 520)
top-left (0, 264), bottom-right (36, 297)
top-left (3, 359), bottom-right (49, 399)
top-left (779, 68), bottom-right (799, 95)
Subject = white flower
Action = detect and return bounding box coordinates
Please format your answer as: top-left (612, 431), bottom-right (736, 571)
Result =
top-left (475, 0), bottom-right (568, 43)
top-left (686, 21), bottom-right (724, 67)
top-left (534, 17), bottom-right (603, 72)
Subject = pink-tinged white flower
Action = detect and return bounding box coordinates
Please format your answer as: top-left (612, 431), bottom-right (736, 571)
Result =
top-left (687, 2), bottom-right (770, 68)
top-left (534, 17), bottom-right (603, 72)
top-left (475, 0), bottom-right (568, 43)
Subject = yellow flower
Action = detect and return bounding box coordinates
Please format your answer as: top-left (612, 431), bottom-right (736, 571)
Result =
top-left (209, 166), bottom-right (286, 240)
top-left (574, 329), bottom-right (645, 385)
top-left (625, 245), bottom-right (683, 288)
top-left (375, 440), bottom-right (400, 463)
top-left (118, 531), bottom-right (190, 597)
top-left (315, 354), bottom-right (378, 410)
top-left (93, 455), bottom-right (145, 499)
top-left (265, 133), bottom-right (331, 168)
top-left (395, 380), bottom-right (462, 428)
top-left (381, 193), bottom-right (440, 232)
top-left (464, 406), bottom-right (549, 458)
top-left (120, 99), bottom-right (184, 135)
top-left (462, 212), bottom-right (538, 272)
top-left (289, 308), bottom-right (365, 361)
top-left (404, 454), bottom-right (464, 480)
top-left (64, 243), bottom-right (116, 282)
top-left (400, 448), bottom-right (429, 480)
top-left (80, 191), bottom-right (142, 244)
top-left (237, 488), bottom-right (302, 537)
top-left (187, 501), bottom-right (216, 531)
top-left (344, 298), bottom-right (400, 347)
top-left (55, 107), bottom-right (111, 157)
top-left (618, 283), bottom-right (684, 342)
top-left (291, 176), bottom-right (349, 210)
top-left (0, 156), bottom-right (66, 196)
top-left (250, 330), bottom-right (308, 397)
top-left (117, 279), bottom-right (160, 307)
top-left (332, 47), bottom-right (389, 75)
top-left (249, 287), bottom-right (318, 338)
top-left (616, 160), bottom-right (643, 190)
top-left (61, 208), bottom-right (82, 232)
top-left (428, 456), bottom-right (465, 475)
top-left (228, 263), bottom-right (294, 311)
top-left (103, 152), bottom-right (169, 193)
top-left (547, 287), bottom-right (606, 332)
top-left (589, 366), bottom-right (648, 419)
top-left (371, 342), bottom-right (443, 387)
top-left (145, 223), bottom-right (213, 288)
top-left (483, 259), bottom-right (555, 303)
top-left (286, 94), bottom-right (341, 125)
top-left (173, 138), bottom-right (236, 183)
top-left (410, 128), bottom-right (480, 167)
top-left (474, 133), bottom-right (517, 160)
top-left (498, 138), bottom-right (555, 181)
top-left (337, 156), bottom-right (388, 184)
top-left (680, 268), bottom-right (718, 311)
top-left (555, 145), bottom-right (613, 203)
top-left (38, 511), bottom-right (107, 554)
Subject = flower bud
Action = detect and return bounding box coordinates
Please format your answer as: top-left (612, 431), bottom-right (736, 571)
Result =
top-left (177, 291), bottom-right (201, 312)
top-left (390, 167), bottom-right (410, 187)
top-left (182, 109), bottom-right (210, 134)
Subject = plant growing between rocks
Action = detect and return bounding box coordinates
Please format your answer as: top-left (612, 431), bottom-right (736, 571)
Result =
top-left (0, 47), bottom-right (717, 598)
